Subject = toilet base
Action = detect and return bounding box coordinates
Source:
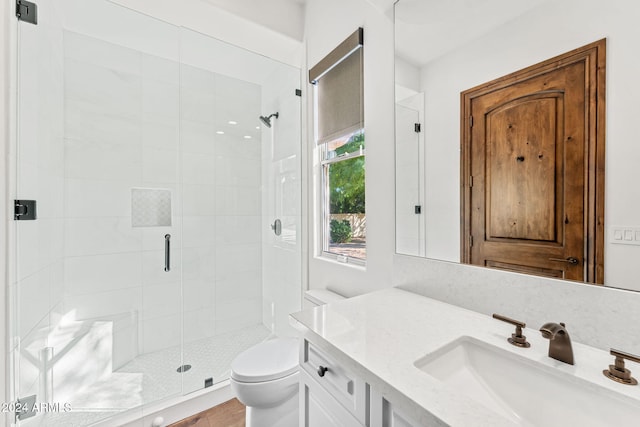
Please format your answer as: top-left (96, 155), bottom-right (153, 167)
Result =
top-left (245, 391), bottom-right (298, 427)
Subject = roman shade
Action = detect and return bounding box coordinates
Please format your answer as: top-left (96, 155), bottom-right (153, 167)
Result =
top-left (310, 28), bottom-right (363, 145)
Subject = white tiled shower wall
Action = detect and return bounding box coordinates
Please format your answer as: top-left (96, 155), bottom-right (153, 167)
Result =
top-left (14, 24), bottom-right (267, 403)
top-left (261, 64), bottom-right (303, 337)
top-left (61, 30), bottom-right (264, 355)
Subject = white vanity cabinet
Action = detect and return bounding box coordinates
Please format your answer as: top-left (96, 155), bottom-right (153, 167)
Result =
top-left (300, 368), bottom-right (363, 427)
top-left (299, 339), bottom-right (423, 427)
top-left (387, 411), bottom-right (418, 427)
top-left (299, 339), bottom-right (367, 426)
top-left (369, 390), bottom-right (422, 427)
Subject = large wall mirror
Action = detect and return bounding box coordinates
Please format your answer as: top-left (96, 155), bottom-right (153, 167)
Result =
top-left (394, 0), bottom-right (640, 292)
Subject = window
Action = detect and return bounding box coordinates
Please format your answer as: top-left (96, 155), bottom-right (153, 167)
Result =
top-left (310, 28), bottom-right (365, 263)
top-left (321, 131), bottom-right (365, 260)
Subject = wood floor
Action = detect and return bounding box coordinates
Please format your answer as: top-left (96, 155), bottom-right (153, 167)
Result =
top-left (168, 398), bottom-right (245, 427)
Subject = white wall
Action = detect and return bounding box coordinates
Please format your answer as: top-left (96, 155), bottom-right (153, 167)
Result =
top-left (394, 56), bottom-right (420, 93)
top-left (201, 0), bottom-right (305, 42)
top-left (110, 0), bottom-right (303, 68)
top-left (418, 0), bottom-right (640, 291)
top-left (305, 0), bottom-right (396, 296)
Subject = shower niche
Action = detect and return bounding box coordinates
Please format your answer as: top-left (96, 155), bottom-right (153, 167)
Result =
top-left (9, 0), bottom-right (302, 425)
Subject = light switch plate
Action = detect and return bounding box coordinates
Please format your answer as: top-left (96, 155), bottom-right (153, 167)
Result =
top-left (610, 226), bottom-right (640, 246)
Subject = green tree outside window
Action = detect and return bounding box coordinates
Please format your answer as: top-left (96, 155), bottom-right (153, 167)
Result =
top-left (329, 133), bottom-right (365, 215)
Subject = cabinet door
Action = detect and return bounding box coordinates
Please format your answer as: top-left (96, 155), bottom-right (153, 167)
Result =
top-left (370, 389), bottom-right (423, 427)
top-left (389, 410), bottom-right (416, 427)
top-left (300, 369), bottom-right (363, 427)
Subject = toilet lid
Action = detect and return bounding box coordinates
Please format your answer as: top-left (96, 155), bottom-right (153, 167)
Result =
top-left (231, 338), bottom-right (299, 383)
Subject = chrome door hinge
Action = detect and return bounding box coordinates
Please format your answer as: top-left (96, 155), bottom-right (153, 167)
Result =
top-left (16, 0), bottom-right (38, 25)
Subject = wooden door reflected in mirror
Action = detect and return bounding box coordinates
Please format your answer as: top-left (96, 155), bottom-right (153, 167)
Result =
top-left (461, 40), bottom-right (605, 284)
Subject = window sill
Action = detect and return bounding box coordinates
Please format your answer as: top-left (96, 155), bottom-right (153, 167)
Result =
top-left (317, 251), bottom-right (366, 270)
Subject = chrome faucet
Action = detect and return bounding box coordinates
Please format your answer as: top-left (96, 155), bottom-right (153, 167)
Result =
top-left (540, 322), bottom-right (574, 365)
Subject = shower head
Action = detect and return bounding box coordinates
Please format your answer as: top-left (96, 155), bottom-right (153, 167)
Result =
top-left (259, 116), bottom-right (271, 127)
top-left (259, 112), bottom-right (279, 128)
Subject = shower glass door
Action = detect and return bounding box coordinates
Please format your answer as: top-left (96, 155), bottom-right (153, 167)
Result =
top-left (11, 1), bottom-right (302, 425)
top-left (395, 102), bottom-right (424, 257)
top-left (12, 0), bottom-right (184, 425)
top-left (176, 27), bottom-right (302, 395)
top-left (177, 28), bottom-right (269, 395)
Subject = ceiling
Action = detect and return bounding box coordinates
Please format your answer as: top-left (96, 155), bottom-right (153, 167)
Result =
top-left (200, 0), bottom-right (549, 63)
top-left (395, 0), bottom-right (551, 67)
top-left (202, 0), bottom-right (306, 41)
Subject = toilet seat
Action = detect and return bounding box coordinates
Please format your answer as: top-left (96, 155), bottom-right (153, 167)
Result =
top-left (231, 338), bottom-right (299, 383)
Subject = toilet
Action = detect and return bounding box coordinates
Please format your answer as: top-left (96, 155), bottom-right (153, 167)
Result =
top-left (230, 289), bottom-right (346, 427)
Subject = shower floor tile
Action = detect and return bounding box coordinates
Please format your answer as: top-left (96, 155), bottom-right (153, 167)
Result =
top-left (23, 324), bottom-right (271, 427)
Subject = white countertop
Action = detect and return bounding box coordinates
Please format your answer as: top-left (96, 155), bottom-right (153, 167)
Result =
top-left (290, 288), bottom-right (640, 426)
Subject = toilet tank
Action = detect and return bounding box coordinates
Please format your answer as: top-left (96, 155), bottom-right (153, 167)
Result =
top-left (303, 289), bottom-right (346, 309)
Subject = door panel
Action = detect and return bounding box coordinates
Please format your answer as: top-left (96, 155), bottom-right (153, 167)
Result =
top-left (487, 94), bottom-right (562, 242)
top-left (461, 40), bottom-right (605, 284)
top-left (468, 61), bottom-right (586, 281)
top-left (485, 260), bottom-right (564, 279)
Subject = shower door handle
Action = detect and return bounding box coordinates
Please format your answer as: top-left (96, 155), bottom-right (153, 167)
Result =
top-left (271, 219), bottom-right (282, 236)
top-left (164, 234), bottom-right (171, 272)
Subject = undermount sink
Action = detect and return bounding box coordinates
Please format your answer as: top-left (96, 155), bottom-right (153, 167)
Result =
top-left (414, 337), bottom-right (640, 426)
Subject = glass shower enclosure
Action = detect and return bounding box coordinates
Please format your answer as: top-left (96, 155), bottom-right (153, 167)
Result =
top-left (9, 0), bottom-right (302, 425)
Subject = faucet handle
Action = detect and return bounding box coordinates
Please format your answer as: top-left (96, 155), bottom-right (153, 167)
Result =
top-left (603, 349), bottom-right (640, 385)
top-left (492, 313), bottom-right (531, 348)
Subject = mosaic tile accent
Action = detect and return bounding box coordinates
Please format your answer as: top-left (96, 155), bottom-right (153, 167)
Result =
top-left (131, 188), bottom-right (172, 227)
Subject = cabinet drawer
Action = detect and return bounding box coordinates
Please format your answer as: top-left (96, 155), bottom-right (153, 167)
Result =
top-left (302, 340), bottom-right (368, 423)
